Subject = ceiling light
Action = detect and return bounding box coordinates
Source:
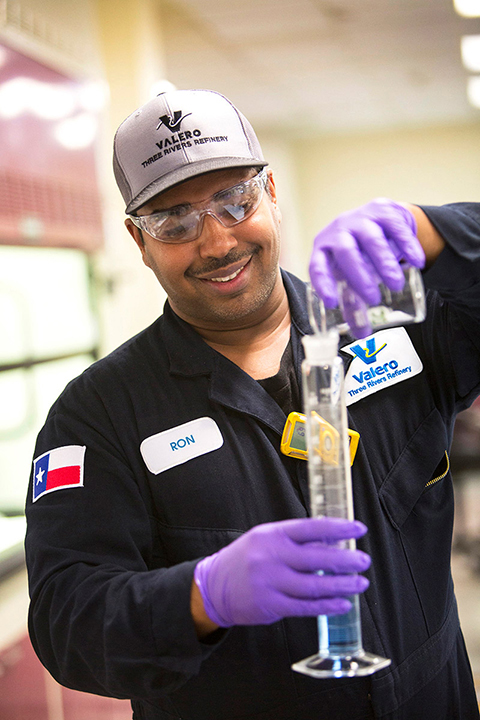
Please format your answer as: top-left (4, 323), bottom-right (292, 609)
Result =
top-left (78, 80), bottom-right (109, 113)
top-left (461, 35), bottom-right (480, 71)
top-left (454, 0), bottom-right (480, 17)
top-left (0, 77), bottom-right (76, 119)
top-left (467, 76), bottom-right (480, 108)
top-left (0, 77), bottom-right (30, 118)
top-left (54, 113), bottom-right (97, 149)
top-left (29, 82), bottom-right (76, 120)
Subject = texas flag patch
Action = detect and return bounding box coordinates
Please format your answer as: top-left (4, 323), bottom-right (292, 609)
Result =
top-left (33, 445), bottom-right (86, 502)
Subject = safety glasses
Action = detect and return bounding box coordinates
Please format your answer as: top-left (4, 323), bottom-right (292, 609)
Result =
top-left (128, 168), bottom-right (268, 244)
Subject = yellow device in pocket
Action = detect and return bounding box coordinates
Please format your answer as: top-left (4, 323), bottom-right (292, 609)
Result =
top-left (280, 411), bottom-right (359, 466)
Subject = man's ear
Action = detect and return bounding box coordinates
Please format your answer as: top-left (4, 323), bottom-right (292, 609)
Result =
top-left (266, 169), bottom-right (282, 223)
top-left (125, 219), bottom-right (151, 267)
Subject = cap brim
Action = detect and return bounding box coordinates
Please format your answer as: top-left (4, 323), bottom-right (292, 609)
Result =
top-left (126, 156), bottom-right (267, 214)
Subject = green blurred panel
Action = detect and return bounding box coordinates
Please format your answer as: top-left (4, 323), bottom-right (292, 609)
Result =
top-left (0, 246), bottom-right (97, 364)
top-left (0, 244), bottom-right (98, 535)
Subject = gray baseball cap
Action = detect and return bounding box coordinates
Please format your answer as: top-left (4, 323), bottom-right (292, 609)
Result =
top-left (113, 89), bottom-right (267, 214)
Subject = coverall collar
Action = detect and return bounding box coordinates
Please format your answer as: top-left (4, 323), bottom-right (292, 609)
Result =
top-left (162, 270), bottom-right (310, 436)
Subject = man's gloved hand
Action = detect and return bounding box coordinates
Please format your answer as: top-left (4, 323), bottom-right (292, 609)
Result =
top-left (309, 198), bottom-right (425, 309)
top-left (193, 517), bottom-right (370, 627)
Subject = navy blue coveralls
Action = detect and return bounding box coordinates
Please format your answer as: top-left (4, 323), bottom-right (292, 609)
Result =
top-left (26, 203), bottom-right (480, 719)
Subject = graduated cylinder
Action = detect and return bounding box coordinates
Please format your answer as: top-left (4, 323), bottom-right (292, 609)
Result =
top-left (292, 330), bottom-right (391, 678)
top-left (303, 333), bottom-right (360, 655)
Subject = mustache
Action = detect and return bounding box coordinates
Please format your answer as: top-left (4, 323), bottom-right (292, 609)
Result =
top-left (188, 247), bottom-right (259, 277)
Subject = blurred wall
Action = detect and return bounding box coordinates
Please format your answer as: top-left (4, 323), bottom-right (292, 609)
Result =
top-left (92, 0), bottom-right (169, 355)
top-left (290, 123), bottom-right (480, 278)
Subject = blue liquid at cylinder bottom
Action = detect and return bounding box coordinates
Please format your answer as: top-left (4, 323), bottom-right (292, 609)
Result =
top-left (318, 594), bottom-right (362, 656)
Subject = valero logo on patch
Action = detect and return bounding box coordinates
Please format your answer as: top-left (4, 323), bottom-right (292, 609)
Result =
top-left (343, 328), bottom-right (424, 406)
top-left (350, 337), bottom-right (387, 365)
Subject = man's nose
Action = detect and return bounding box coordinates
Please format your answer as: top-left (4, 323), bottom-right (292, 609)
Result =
top-left (197, 212), bottom-right (238, 258)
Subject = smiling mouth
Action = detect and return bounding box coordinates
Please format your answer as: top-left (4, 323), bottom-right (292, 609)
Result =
top-left (197, 256), bottom-right (252, 283)
top-left (209, 266), bottom-right (246, 283)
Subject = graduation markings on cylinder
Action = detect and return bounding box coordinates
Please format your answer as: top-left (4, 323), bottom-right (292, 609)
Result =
top-left (310, 462), bottom-right (348, 519)
top-left (308, 412), bottom-right (347, 516)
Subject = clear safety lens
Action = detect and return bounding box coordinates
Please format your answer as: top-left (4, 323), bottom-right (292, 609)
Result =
top-left (129, 168), bottom-right (267, 243)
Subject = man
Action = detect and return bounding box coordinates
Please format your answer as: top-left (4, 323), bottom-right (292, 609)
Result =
top-left (26, 89), bottom-right (480, 719)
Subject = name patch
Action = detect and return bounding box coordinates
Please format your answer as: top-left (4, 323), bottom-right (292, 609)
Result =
top-left (140, 417), bottom-right (224, 475)
top-left (343, 327), bottom-right (423, 406)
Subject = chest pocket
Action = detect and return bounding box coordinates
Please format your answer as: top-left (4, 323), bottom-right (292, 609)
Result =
top-left (378, 406), bottom-right (448, 529)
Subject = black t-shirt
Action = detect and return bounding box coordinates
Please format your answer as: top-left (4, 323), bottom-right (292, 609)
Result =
top-left (257, 339), bottom-right (300, 416)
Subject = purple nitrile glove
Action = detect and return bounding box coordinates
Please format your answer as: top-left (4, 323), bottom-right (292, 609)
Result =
top-left (309, 198), bottom-right (425, 309)
top-left (193, 517), bottom-right (370, 627)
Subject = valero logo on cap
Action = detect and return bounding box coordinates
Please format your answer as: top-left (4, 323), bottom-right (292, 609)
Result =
top-left (156, 110), bottom-right (192, 133)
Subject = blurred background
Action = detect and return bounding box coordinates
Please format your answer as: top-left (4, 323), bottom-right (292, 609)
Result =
top-left (1, 0), bottom-right (480, 716)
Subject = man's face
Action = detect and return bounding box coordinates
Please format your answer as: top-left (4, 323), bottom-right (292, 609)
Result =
top-left (126, 167), bottom-right (283, 332)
